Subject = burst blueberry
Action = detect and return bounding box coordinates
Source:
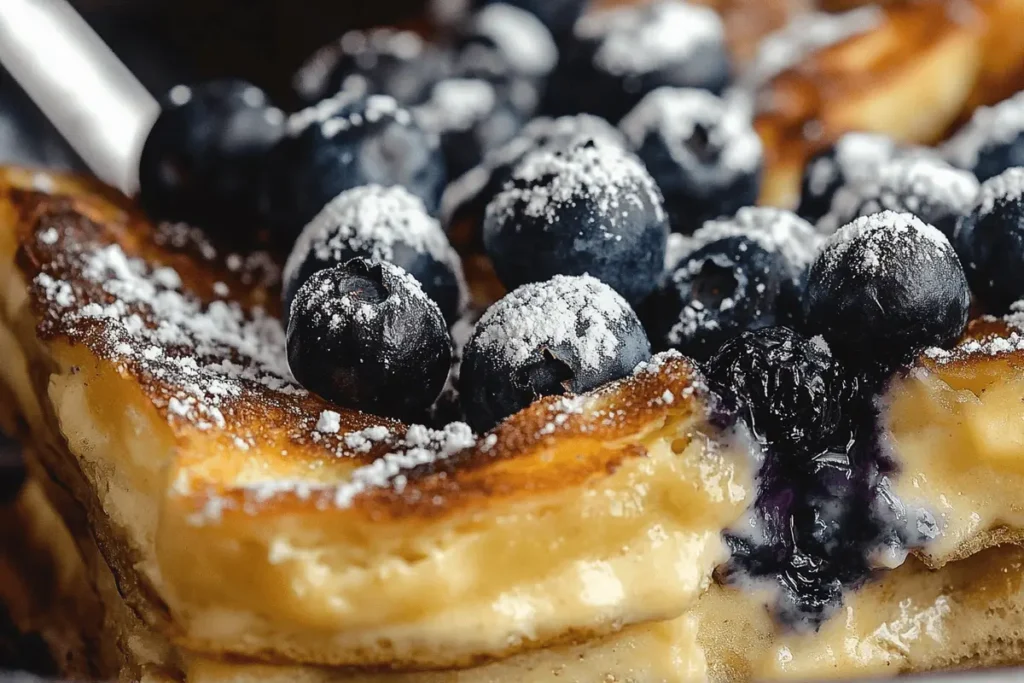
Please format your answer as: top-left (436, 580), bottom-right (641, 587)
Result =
top-left (286, 258), bottom-right (452, 420)
top-left (619, 87), bottom-right (763, 234)
top-left (483, 138), bottom-right (667, 304)
top-left (460, 275), bottom-right (651, 432)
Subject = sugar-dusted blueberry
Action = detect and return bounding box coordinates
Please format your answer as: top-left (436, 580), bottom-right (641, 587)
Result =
top-left (818, 157), bottom-right (979, 239)
top-left (805, 211), bottom-right (970, 368)
top-left (294, 28), bottom-right (450, 106)
top-left (283, 185), bottom-right (466, 326)
top-left (706, 326), bottom-right (852, 453)
top-left (484, 138), bottom-right (668, 304)
top-left (544, 0), bottom-right (730, 123)
top-left (642, 235), bottom-right (785, 360)
top-left (264, 93), bottom-right (446, 244)
top-left (460, 274), bottom-right (651, 432)
top-left (943, 92), bottom-right (1024, 182)
top-left (287, 258), bottom-right (452, 420)
top-left (469, 0), bottom-right (588, 37)
top-left (619, 87), bottom-right (763, 234)
top-left (139, 80), bottom-right (285, 235)
top-left (458, 4), bottom-right (559, 82)
top-left (954, 167), bottom-right (1024, 312)
top-left (441, 113), bottom-right (626, 243)
top-left (797, 132), bottom-right (900, 223)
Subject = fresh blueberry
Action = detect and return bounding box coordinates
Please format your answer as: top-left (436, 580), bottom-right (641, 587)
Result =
top-left (805, 211), bottom-right (970, 369)
top-left (642, 235), bottom-right (786, 360)
top-left (684, 207), bottom-right (822, 326)
top-left (543, 0), bottom-right (731, 124)
top-left (264, 93), bottom-right (446, 245)
top-left (458, 4), bottom-right (559, 82)
top-left (483, 138), bottom-right (668, 304)
top-left (139, 80), bottom-right (285, 236)
top-left (294, 28), bottom-right (450, 106)
top-left (460, 274), bottom-right (651, 432)
top-left (414, 78), bottom-right (527, 179)
top-left (706, 327), bottom-right (852, 454)
top-left (817, 157), bottom-right (980, 239)
top-left (943, 92), bottom-right (1024, 182)
top-left (797, 132), bottom-right (901, 223)
top-left (283, 185), bottom-right (466, 326)
top-left (954, 167), bottom-right (1024, 312)
top-left (286, 258), bottom-right (452, 420)
top-left (619, 87), bottom-right (763, 234)
top-left (441, 113), bottom-right (626, 246)
top-left (470, 0), bottom-right (588, 37)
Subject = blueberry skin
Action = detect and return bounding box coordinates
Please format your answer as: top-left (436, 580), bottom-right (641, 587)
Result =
top-left (796, 133), bottom-right (898, 223)
top-left (460, 275), bottom-right (651, 432)
top-left (471, 0), bottom-right (588, 37)
top-left (972, 133), bottom-right (1024, 182)
top-left (706, 326), bottom-right (853, 454)
top-left (286, 258), bottom-right (452, 420)
top-left (955, 169), bottom-right (1024, 312)
top-left (265, 94), bottom-right (447, 246)
top-left (642, 235), bottom-right (785, 361)
top-left (282, 185), bottom-right (465, 326)
top-left (483, 140), bottom-right (668, 305)
top-left (139, 80), bottom-right (285, 236)
top-left (805, 211), bottom-right (970, 369)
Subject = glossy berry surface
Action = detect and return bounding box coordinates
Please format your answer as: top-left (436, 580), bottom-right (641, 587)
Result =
top-left (620, 87), bottom-right (763, 234)
top-left (817, 157), bottom-right (979, 240)
top-left (286, 258), bottom-right (452, 420)
top-left (283, 185), bottom-right (466, 326)
top-left (797, 132), bottom-right (900, 223)
top-left (543, 0), bottom-right (730, 123)
top-left (471, 0), bottom-right (588, 37)
top-left (805, 211), bottom-right (970, 369)
top-left (483, 138), bottom-right (668, 305)
top-left (642, 235), bottom-right (785, 360)
top-left (706, 327), bottom-right (851, 454)
top-left (294, 28), bottom-right (450, 106)
top-left (460, 275), bottom-right (651, 432)
top-left (942, 92), bottom-right (1024, 182)
top-left (265, 93), bottom-right (446, 245)
top-left (954, 167), bottom-right (1024, 312)
top-left (139, 80), bottom-right (285, 236)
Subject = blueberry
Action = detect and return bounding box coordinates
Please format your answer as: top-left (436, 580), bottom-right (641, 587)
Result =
top-left (139, 80), bottom-right (285, 236)
top-left (954, 167), bottom-right (1024, 312)
top-left (685, 207), bottom-right (822, 325)
top-left (943, 92), bottom-right (1024, 182)
top-left (706, 327), bottom-right (851, 454)
top-left (294, 29), bottom-right (450, 106)
top-left (642, 235), bottom-right (785, 360)
top-left (458, 4), bottom-right (559, 82)
top-left (619, 87), bottom-right (763, 234)
top-left (484, 139), bottom-right (667, 304)
top-left (264, 93), bottom-right (446, 245)
top-left (414, 78), bottom-right (527, 179)
top-left (286, 258), bottom-right (452, 419)
top-left (818, 157), bottom-right (979, 240)
top-left (470, 0), bottom-right (588, 37)
top-left (441, 114), bottom-right (626, 245)
top-left (460, 275), bottom-right (651, 432)
top-left (543, 1), bottom-right (730, 124)
top-left (283, 185), bottom-right (466, 326)
top-left (805, 211), bottom-right (970, 369)
top-left (797, 132), bottom-right (900, 223)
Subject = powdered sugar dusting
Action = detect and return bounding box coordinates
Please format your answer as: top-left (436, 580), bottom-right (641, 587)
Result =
top-left (973, 167), bottom-right (1024, 218)
top-left (686, 207), bottom-right (822, 272)
top-left (470, 3), bottom-right (558, 77)
top-left (818, 211), bottom-right (953, 277)
top-left (943, 92), bottom-right (1024, 170)
top-left (415, 78), bottom-right (498, 133)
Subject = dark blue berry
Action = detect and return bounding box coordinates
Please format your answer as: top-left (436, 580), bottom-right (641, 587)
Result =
top-left (620, 87), bottom-right (762, 234)
top-left (460, 275), bottom-right (651, 432)
top-left (457, 4), bottom-right (559, 82)
top-left (294, 29), bottom-right (450, 106)
top-left (805, 211), bottom-right (970, 368)
top-left (139, 80), bottom-right (285, 236)
top-left (286, 258), bottom-right (452, 420)
top-left (264, 93), bottom-right (446, 245)
top-left (706, 327), bottom-right (851, 454)
top-left (642, 235), bottom-right (785, 360)
top-left (797, 132), bottom-right (900, 223)
top-left (943, 92), bottom-right (1024, 182)
top-left (543, 0), bottom-right (730, 123)
top-left (471, 0), bottom-right (588, 37)
top-left (483, 139), bottom-right (667, 304)
top-left (817, 157), bottom-right (979, 240)
top-left (282, 185), bottom-right (466, 326)
top-left (954, 167), bottom-right (1024, 312)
